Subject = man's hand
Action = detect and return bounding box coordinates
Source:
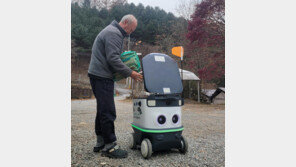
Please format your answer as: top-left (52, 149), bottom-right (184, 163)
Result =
top-left (130, 71), bottom-right (143, 82)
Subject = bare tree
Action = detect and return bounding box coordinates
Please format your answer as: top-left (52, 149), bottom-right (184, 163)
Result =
top-left (175, 0), bottom-right (200, 20)
top-left (93, 0), bottom-right (127, 10)
top-left (71, 0), bottom-right (127, 10)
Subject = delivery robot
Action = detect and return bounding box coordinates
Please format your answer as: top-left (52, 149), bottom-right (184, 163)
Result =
top-left (129, 53), bottom-right (188, 159)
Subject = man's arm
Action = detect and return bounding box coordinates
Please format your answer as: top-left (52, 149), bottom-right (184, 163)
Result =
top-left (105, 35), bottom-right (132, 78)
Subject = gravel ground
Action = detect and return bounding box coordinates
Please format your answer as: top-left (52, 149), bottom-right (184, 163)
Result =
top-left (72, 98), bottom-right (225, 167)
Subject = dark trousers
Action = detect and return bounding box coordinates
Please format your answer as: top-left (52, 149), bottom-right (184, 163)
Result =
top-left (90, 77), bottom-right (117, 144)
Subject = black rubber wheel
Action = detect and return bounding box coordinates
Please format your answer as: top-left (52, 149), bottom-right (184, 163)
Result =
top-left (129, 133), bottom-right (137, 149)
top-left (179, 136), bottom-right (188, 154)
top-left (141, 138), bottom-right (153, 159)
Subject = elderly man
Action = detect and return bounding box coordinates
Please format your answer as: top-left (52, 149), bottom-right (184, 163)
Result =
top-left (88, 14), bottom-right (142, 158)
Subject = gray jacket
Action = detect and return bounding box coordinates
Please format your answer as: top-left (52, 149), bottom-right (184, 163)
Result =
top-left (88, 20), bottom-right (132, 79)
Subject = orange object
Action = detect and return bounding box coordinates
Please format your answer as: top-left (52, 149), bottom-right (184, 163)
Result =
top-left (172, 46), bottom-right (184, 60)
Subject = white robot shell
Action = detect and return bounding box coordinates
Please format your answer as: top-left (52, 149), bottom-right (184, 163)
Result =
top-left (132, 98), bottom-right (182, 130)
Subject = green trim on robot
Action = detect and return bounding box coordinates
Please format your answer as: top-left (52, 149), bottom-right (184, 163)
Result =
top-left (131, 124), bottom-right (184, 133)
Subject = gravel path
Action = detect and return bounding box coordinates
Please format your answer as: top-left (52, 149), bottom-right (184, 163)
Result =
top-left (72, 98), bottom-right (225, 167)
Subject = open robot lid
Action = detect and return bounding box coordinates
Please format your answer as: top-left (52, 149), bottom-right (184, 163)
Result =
top-left (142, 53), bottom-right (183, 94)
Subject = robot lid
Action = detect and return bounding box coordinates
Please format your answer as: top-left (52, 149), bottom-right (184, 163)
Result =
top-left (142, 53), bottom-right (183, 94)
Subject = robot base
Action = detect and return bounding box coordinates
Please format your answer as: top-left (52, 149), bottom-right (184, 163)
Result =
top-left (129, 126), bottom-right (188, 159)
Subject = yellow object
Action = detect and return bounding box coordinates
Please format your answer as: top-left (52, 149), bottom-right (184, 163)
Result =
top-left (172, 46), bottom-right (184, 60)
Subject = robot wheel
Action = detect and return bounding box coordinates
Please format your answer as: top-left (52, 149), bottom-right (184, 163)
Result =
top-left (179, 135), bottom-right (188, 154)
top-left (140, 138), bottom-right (153, 159)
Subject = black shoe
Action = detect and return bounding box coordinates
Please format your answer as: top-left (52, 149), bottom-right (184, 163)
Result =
top-left (93, 143), bottom-right (105, 152)
top-left (101, 144), bottom-right (128, 159)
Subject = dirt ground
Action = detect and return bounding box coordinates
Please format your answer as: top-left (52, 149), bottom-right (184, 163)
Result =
top-left (72, 98), bottom-right (225, 167)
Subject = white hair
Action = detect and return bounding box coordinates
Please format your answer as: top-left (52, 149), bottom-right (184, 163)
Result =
top-left (120, 14), bottom-right (137, 25)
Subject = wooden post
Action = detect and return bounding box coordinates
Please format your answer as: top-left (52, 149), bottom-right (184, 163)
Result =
top-left (181, 47), bottom-right (184, 98)
top-left (197, 81), bottom-right (200, 102)
top-left (188, 81), bottom-right (191, 99)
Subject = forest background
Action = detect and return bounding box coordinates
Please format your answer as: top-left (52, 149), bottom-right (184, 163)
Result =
top-left (71, 0), bottom-right (225, 98)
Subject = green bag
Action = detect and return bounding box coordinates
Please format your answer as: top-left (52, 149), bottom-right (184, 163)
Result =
top-left (113, 51), bottom-right (141, 81)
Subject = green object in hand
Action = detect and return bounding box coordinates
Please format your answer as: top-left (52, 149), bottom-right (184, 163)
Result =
top-left (113, 51), bottom-right (141, 81)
